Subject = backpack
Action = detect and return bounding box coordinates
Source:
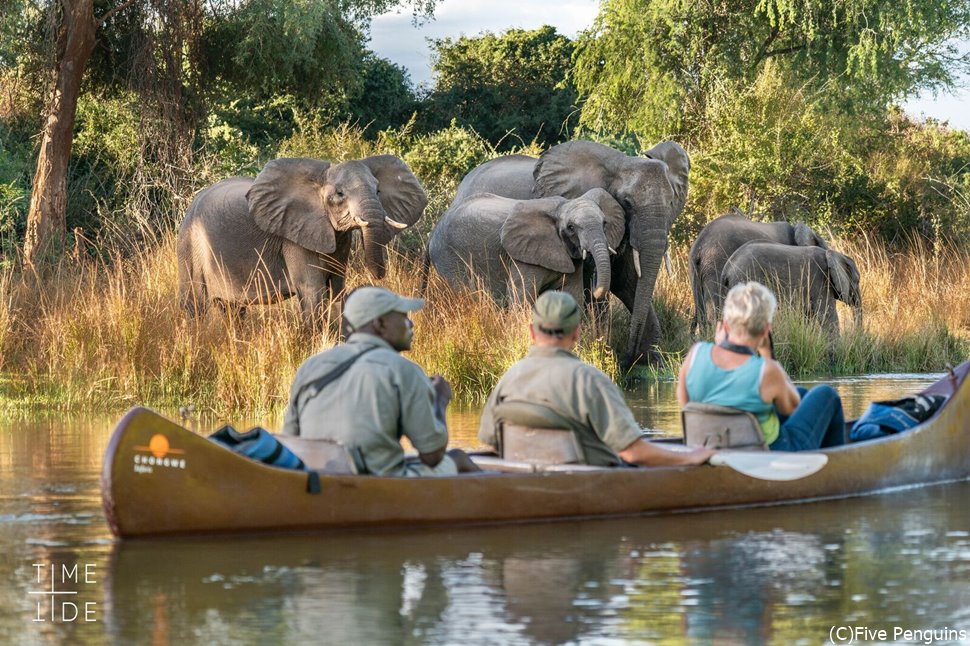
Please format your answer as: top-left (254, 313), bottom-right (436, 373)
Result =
top-left (209, 425), bottom-right (305, 470)
top-left (849, 394), bottom-right (947, 442)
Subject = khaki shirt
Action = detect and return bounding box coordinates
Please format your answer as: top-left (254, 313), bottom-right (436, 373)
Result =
top-left (282, 333), bottom-right (448, 476)
top-left (478, 346), bottom-right (643, 466)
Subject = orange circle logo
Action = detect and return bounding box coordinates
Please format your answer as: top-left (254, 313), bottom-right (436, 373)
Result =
top-left (148, 434), bottom-right (170, 458)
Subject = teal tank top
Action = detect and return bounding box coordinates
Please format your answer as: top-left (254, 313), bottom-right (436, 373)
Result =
top-left (685, 342), bottom-right (780, 444)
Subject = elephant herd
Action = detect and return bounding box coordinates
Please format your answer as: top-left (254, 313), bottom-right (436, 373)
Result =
top-left (176, 142), bottom-right (863, 367)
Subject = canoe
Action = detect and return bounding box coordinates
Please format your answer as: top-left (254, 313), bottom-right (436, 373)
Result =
top-left (101, 361), bottom-right (970, 538)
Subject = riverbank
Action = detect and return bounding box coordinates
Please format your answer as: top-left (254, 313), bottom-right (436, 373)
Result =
top-left (0, 233), bottom-right (967, 415)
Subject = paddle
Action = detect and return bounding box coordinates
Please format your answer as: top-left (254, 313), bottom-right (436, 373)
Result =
top-left (708, 451), bottom-right (828, 481)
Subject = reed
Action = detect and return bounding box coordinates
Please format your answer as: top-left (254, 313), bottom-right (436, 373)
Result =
top-left (0, 227), bottom-right (966, 415)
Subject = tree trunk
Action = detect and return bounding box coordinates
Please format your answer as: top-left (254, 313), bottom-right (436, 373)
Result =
top-left (24, 0), bottom-right (97, 265)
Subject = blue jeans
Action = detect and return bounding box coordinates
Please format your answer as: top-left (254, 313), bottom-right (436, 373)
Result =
top-left (770, 386), bottom-right (846, 451)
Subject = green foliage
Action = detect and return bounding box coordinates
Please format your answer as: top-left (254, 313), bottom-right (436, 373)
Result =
top-left (203, 0), bottom-right (365, 110)
top-left (575, 0), bottom-right (970, 142)
top-left (680, 64), bottom-right (970, 244)
top-left (421, 26), bottom-right (578, 149)
top-left (0, 116), bottom-right (31, 255)
top-left (347, 54), bottom-right (418, 136)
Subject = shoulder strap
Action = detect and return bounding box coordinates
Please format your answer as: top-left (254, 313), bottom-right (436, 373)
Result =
top-left (295, 345), bottom-right (380, 411)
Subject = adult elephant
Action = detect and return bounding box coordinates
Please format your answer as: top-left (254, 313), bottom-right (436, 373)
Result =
top-left (428, 188), bottom-right (626, 306)
top-left (689, 211), bottom-right (830, 333)
top-left (452, 141), bottom-right (691, 367)
top-left (177, 156), bottom-right (426, 320)
top-left (721, 242), bottom-right (863, 335)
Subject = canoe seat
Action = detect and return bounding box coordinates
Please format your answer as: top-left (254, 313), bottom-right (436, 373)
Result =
top-left (492, 400), bottom-right (587, 465)
top-left (275, 435), bottom-right (359, 474)
top-left (469, 455), bottom-right (538, 473)
top-left (681, 402), bottom-right (768, 450)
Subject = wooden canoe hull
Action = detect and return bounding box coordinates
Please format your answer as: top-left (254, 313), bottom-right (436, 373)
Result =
top-left (101, 362), bottom-right (970, 538)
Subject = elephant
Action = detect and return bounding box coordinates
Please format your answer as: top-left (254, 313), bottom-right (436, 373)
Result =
top-left (450, 140), bottom-right (691, 367)
top-left (720, 241), bottom-right (863, 334)
top-left (427, 188), bottom-right (626, 306)
top-left (177, 156), bottom-right (426, 321)
top-left (689, 211), bottom-right (830, 333)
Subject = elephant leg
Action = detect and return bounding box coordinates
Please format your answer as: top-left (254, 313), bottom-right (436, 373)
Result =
top-left (281, 245), bottom-right (332, 330)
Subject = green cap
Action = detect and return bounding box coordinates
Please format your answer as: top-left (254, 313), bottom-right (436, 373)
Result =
top-left (532, 291), bottom-right (581, 336)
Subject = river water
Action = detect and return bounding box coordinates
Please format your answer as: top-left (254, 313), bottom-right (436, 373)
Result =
top-left (1, 375), bottom-right (969, 645)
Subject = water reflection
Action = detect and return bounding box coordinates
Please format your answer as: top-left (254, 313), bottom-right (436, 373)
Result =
top-left (93, 483), bottom-right (970, 645)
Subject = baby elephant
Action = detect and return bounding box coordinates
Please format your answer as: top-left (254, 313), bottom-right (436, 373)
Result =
top-left (721, 242), bottom-right (863, 334)
top-left (428, 188), bottom-right (626, 306)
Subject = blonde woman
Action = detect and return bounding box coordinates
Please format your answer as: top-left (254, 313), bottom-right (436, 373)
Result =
top-left (677, 281), bottom-right (845, 451)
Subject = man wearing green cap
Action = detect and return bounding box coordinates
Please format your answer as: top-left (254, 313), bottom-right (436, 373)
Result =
top-left (283, 285), bottom-right (479, 476)
top-left (479, 291), bottom-right (714, 467)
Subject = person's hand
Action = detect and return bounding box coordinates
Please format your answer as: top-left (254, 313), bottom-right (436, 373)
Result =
top-left (692, 447), bottom-right (717, 465)
top-left (430, 375), bottom-right (452, 406)
top-left (757, 330), bottom-right (773, 359)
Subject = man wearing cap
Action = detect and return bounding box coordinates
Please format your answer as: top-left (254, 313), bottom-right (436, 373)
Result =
top-left (283, 285), bottom-right (479, 476)
top-left (479, 291), bottom-right (714, 467)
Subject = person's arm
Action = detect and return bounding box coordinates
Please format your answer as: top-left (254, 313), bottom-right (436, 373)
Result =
top-left (761, 360), bottom-right (800, 416)
top-left (280, 369), bottom-right (304, 436)
top-left (618, 438), bottom-right (715, 467)
top-left (477, 384), bottom-right (501, 448)
top-left (399, 364), bottom-right (449, 467)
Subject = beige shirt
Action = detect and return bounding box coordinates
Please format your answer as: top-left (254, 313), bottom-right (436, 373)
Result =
top-left (478, 346), bottom-right (643, 466)
top-left (282, 333), bottom-right (448, 476)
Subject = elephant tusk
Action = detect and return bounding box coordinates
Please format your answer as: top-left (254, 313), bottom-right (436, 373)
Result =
top-left (582, 249), bottom-right (588, 261)
top-left (664, 250), bottom-right (674, 276)
top-left (632, 249), bottom-right (642, 278)
top-left (609, 247), bottom-right (617, 255)
top-left (354, 216), bottom-right (370, 228)
top-left (384, 216), bottom-right (408, 230)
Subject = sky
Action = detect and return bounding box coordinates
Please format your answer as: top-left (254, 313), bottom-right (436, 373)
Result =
top-left (369, 0), bottom-right (970, 131)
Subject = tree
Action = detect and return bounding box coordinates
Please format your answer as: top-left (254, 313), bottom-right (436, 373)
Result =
top-left (422, 26), bottom-right (578, 149)
top-left (347, 54), bottom-right (418, 135)
top-left (16, 0), bottom-right (437, 265)
top-left (574, 0), bottom-right (970, 142)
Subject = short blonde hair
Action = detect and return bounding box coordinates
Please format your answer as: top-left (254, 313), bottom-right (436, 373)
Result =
top-left (723, 281), bottom-right (777, 336)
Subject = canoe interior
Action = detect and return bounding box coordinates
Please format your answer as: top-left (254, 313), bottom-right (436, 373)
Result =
top-left (101, 361), bottom-right (970, 538)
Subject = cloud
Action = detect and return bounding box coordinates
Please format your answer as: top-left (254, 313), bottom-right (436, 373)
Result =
top-left (370, 0), bottom-right (598, 86)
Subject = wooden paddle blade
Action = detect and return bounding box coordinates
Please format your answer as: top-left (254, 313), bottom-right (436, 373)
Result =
top-left (709, 451), bottom-right (828, 481)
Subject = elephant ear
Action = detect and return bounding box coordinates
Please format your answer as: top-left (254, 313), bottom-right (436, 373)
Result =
top-left (794, 222), bottom-right (830, 249)
top-left (533, 140), bottom-right (619, 199)
top-left (644, 140), bottom-right (691, 215)
top-left (361, 155), bottom-right (428, 227)
top-left (246, 158), bottom-right (336, 255)
top-left (500, 197), bottom-right (575, 274)
top-left (826, 250), bottom-right (853, 302)
top-left (582, 188), bottom-right (626, 249)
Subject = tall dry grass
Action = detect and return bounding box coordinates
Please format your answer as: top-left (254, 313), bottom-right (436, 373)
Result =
top-left (0, 230), bottom-right (967, 414)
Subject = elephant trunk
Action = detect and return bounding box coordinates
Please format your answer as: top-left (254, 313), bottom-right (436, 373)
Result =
top-left (587, 239), bottom-right (612, 300)
top-left (359, 199), bottom-right (392, 279)
top-left (625, 210), bottom-right (668, 367)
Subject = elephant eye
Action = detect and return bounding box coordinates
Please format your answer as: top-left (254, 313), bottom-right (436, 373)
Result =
top-left (566, 224), bottom-right (575, 232)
